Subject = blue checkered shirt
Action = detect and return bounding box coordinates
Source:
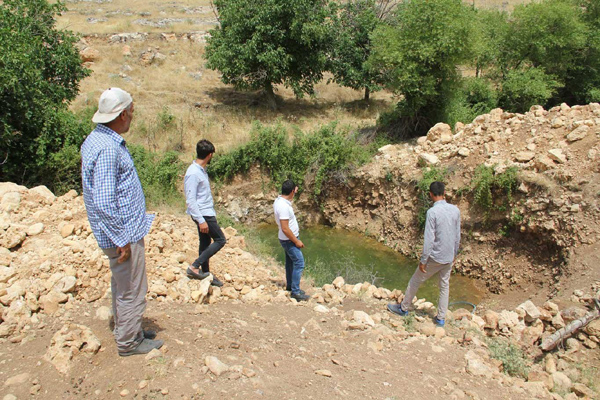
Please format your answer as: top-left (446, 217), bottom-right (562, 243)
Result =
top-left (81, 124), bottom-right (154, 249)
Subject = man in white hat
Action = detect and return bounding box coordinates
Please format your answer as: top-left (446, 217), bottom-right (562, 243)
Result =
top-left (81, 88), bottom-right (163, 356)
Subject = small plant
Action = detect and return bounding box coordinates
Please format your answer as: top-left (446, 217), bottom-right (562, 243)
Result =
top-left (499, 207), bottom-right (524, 237)
top-left (403, 312), bottom-right (416, 332)
top-left (486, 337), bottom-right (529, 378)
top-left (470, 165), bottom-right (519, 219)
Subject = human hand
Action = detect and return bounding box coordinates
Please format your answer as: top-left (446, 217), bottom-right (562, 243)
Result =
top-left (199, 221), bottom-right (209, 234)
top-left (295, 240), bottom-right (305, 249)
top-left (117, 243), bottom-right (131, 263)
top-left (419, 262), bottom-right (427, 273)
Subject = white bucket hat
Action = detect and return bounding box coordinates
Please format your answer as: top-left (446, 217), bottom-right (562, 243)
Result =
top-left (92, 87), bottom-right (133, 124)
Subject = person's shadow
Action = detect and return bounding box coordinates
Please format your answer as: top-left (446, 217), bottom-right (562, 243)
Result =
top-left (108, 317), bottom-right (164, 334)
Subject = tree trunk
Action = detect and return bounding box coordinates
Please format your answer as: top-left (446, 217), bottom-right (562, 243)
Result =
top-left (264, 82), bottom-right (277, 110)
top-left (364, 86), bottom-right (370, 102)
top-left (540, 308), bottom-right (600, 351)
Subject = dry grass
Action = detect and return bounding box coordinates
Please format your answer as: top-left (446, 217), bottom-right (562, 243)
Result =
top-left (63, 0), bottom-right (529, 159)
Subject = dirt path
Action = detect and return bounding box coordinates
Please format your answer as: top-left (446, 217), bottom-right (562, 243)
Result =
top-left (0, 298), bottom-right (522, 400)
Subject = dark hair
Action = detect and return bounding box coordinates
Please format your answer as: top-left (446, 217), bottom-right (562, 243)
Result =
top-left (196, 139), bottom-right (215, 159)
top-left (429, 181), bottom-right (445, 196)
top-left (281, 179), bottom-right (296, 195)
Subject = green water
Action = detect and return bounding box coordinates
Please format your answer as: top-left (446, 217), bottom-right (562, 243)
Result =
top-left (256, 224), bottom-right (484, 306)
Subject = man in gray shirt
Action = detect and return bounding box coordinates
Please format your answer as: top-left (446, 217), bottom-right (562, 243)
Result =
top-left (388, 181), bottom-right (461, 327)
top-left (184, 139), bottom-right (225, 287)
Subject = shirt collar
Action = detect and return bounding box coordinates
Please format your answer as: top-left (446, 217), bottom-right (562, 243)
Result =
top-left (192, 161), bottom-right (207, 173)
top-left (95, 124), bottom-right (126, 145)
top-left (433, 199), bottom-right (447, 206)
top-left (278, 195), bottom-right (292, 205)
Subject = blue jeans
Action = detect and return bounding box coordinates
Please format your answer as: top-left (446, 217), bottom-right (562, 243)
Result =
top-left (279, 238), bottom-right (305, 295)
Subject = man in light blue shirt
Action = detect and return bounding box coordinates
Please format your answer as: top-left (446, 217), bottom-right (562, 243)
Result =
top-left (184, 139), bottom-right (226, 287)
top-left (81, 87), bottom-right (163, 356)
top-left (388, 181), bottom-right (461, 327)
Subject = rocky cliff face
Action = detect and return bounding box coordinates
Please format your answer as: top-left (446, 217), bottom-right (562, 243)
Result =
top-left (216, 103), bottom-right (600, 295)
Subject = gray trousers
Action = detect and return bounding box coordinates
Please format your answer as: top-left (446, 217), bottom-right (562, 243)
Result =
top-left (102, 238), bottom-right (147, 352)
top-left (400, 258), bottom-right (452, 320)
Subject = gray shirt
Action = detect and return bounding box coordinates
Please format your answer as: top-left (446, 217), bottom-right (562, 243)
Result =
top-left (420, 199), bottom-right (461, 265)
top-left (184, 161), bottom-right (216, 224)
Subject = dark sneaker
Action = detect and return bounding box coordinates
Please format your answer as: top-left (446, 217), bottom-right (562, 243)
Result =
top-left (387, 303), bottom-right (409, 316)
top-left (286, 288), bottom-right (305, 295)
top-left (118, 338), bottom-right (163, 357)
top-left (210, 276), bottom-right (224, 287)
top-left (433, 316), bottom-right (445, 327)
top-left (143, 330), bottom-right (157, 340)
top-left (187, 267), bottom-right (210, 280)
top-left (291, 292), bottom-right (310, 302)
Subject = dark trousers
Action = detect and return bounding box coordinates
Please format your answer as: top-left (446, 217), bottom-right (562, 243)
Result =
top-left (191, 216), bottom-right (226, 272)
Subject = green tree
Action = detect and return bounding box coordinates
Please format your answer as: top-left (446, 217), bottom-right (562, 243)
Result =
top-left (496, 0), bottom-right (588, 108)
top-left (0, 0), bottom-right (89, 186)
top-left (564, 0), bottom-right (600, 103)
top-left (328, 0), bottom-right (386, 101)
top-left (368, 0), bottom-right (474, 137)
top-left (205, 0), bottom-right (334, 109)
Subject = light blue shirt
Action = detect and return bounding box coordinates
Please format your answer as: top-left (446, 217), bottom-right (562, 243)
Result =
top-left (184, 161), bottom-right (216, 224)
top-left (421, 199), bottom-right (461, 265)
top-left (81, 124), bottom-right (154, 249)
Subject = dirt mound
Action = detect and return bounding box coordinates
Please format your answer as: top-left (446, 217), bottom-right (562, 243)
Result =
top-left (1, 183), bottom-right (599, 399)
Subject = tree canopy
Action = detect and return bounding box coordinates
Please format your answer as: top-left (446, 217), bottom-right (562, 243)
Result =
top-left (205, 0), bottom-right (334, 109)
top-left (0, 0), bottom-right (89, 185)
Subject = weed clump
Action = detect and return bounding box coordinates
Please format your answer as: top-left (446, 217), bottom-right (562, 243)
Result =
top-left (486, 337), bottom-right (529, 378)
top-left (471, 165), bottom-right (519, 217)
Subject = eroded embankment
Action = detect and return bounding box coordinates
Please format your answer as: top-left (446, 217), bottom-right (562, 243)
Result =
top-left (217, 103), bottom-right (600, 296)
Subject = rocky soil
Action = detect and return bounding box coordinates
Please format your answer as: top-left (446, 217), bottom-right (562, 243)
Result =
top-left (0, 183), bottom-right (599, 399)
top-left (217, 103), bottom-right (600, 302)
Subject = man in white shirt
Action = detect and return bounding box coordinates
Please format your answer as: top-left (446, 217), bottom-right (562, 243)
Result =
top-left (273, 180), bottom-right (309, 301)
top-left (184, 139), bottom-right (225, 287)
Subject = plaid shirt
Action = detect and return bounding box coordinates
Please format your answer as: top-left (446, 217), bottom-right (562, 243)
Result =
top-left (81, 124), bottom-right (154, 249)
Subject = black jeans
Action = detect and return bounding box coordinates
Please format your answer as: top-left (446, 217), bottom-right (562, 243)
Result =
top-left (191, 216), bottom-right (226, 273)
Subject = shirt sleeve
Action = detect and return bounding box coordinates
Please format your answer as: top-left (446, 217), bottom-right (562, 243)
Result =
top-left (92, 148), bottom-right (129, 248)
top-left (455, 209), bottom-right (461, 258)
top-left (420, 209), bottom-right (435, 264)
top-left (184, 173), bottom-right (205, 224)
top-left (278, 203), bottom-right (291, 220)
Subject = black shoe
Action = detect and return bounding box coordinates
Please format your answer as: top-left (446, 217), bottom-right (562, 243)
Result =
top-left (211, 276), bottom-right (224, 287)
top-left (143, 330), bottom-right (157, 340)
top-left (291, 292), bottom-right (310, 302)
top-left (118, 338), bottom-right (163, 357)
top-left (286, 288), bottom-right (305, 295)
top-left (187, 267), bottom-right (210, 280)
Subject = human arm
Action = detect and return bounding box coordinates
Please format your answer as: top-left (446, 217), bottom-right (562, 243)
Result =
top-left (92, 148), bottom-right (130, 253)
top-left (455, 210), bottom-right (461, 258)
top-left (280, 219), bottom-right (304, 248)
top-left (420, 209), bottom-right (435, 265)
top-left (184, 173), bottom-right (207, 232)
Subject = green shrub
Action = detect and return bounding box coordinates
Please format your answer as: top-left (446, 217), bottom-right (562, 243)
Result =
top-left (487, 337), bottom-right (530, 378)
top-left (208, 122), bottom-right (376, 198)
top-left (499, 67), bottom-right (561, 113)
top-left (129, 145), bottom-right (185, 207)
top-left (445, 77), bottom-right (498, 127)
top-left (416, 167), bottom-right (450, 229)
top-left (471, 165), bottom-right (518, 216)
